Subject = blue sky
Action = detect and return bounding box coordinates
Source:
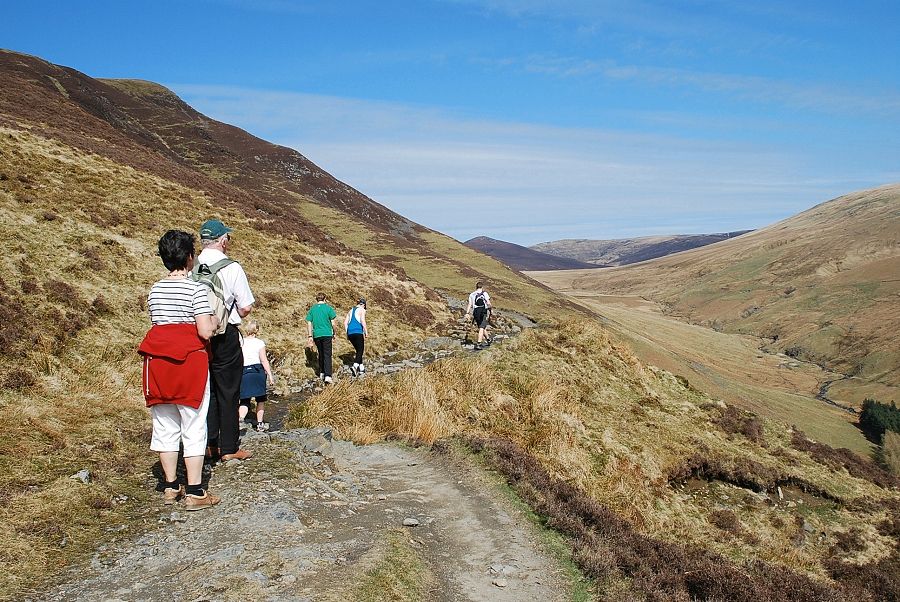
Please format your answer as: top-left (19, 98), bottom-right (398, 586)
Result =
top-left (5, 1), bottom-right (900, 244)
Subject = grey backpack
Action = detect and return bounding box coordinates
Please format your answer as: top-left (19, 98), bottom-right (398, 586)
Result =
top-left (190, 258), bottom-right (236, 336)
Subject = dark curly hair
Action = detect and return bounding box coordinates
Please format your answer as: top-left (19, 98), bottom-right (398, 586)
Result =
top-left (158, 229), bottom-right (196, 271)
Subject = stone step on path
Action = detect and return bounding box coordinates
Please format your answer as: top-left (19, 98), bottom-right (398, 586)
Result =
top-left (40, 428), bottom-right (570, 602)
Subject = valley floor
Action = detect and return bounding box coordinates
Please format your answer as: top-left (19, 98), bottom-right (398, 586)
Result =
top-left (38, 428), bottom-right (577, 602)
top-left (526, 270), bottom-right (871, 454)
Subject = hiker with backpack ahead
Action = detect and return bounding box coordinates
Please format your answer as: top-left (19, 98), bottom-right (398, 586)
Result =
top-left (195, 219), bottom-right (255, 463)
top-left (465, 281), bottom-right (492, 351)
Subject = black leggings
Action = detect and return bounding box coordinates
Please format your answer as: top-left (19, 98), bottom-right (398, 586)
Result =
top-left (348, 333), bottom-right (365, 364)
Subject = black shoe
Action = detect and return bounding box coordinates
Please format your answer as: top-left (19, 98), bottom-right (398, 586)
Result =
top-left (473, 343), bottom-right (483, 351)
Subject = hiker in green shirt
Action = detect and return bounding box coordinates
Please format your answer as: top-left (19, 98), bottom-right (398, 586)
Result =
top-left (306, 293), bottom-right (338, 383)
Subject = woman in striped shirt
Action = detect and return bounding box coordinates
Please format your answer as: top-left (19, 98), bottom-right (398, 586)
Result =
top-left (138, 230), bottom-right (220, 511)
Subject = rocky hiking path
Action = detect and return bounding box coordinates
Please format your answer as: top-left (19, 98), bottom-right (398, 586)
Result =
top-left (40, 428), bottom-right (571, 602)
top-left (266, 305), bottom-right (537, 430)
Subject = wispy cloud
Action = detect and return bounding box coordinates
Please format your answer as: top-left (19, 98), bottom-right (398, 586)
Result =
top-left (173, 84), bottom-right (894, 244)
top-left (497, 55), bottom-right (900, 118)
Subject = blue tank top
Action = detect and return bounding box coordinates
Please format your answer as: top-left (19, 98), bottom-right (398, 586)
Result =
top-left (347, 306), bottom-right (364, 335)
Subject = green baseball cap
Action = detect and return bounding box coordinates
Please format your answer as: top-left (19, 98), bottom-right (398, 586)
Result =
top-left (199, 219), bottom-right (233, 240)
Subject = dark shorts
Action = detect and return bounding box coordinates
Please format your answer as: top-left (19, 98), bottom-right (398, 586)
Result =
top-left (473, 307), bottom-right (490, 329)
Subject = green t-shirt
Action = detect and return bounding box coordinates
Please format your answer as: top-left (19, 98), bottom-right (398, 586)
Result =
top-left (306, 302), bottom-right (337, 338)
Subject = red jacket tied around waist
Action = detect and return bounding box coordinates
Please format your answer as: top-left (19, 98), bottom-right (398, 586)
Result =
top-left (138, 323), bottom-right (209, 409)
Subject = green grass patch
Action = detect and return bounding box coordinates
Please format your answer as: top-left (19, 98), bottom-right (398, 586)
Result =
top-left (352, 529), bottom-right (433, 602)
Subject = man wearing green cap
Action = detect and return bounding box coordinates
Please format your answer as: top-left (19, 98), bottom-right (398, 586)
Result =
top-left (197, 219), bottom-right (256, 461)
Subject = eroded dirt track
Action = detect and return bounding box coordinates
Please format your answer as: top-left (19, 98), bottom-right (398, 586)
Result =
top-left (39, 429), bottom-right (567, 602)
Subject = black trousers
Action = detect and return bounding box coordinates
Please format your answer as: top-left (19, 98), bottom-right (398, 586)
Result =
top-left (314, 336), bottom-right (333, 377)
top-left (348, 333), bottom-right (365, 364)
top-left (208, 324), bottom-right (242, 455)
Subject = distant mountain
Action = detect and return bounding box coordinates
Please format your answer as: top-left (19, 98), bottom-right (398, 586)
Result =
top-left (532, 231), bottom-right (752, 266)
top-left (464, 236), bottom-right (600, 271)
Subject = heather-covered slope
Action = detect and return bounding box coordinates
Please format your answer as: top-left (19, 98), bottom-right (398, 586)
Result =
top-left (295, 321), bottom-right (900, 601)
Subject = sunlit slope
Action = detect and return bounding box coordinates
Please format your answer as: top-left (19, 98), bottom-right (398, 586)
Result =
top-left (0, 49), bottom-right (575, 321)
top-left (556, 185), bottom-right (900, 402)
top-left (523, 281), bottom-right (870, 454)
top-left (93, 78), bottom-right (578, 319)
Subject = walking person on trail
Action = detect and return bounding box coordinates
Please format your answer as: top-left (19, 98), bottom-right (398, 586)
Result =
top-left (138, 230), bottom-right (220, 510)
top-left (344, 298), bottom-right (368, 377)
top-left (238, 320), bottom-right (275, 432)
top-left (195, 219), bottom-right (255, 462)
top-left (306, 293), bottom-right (338, 383)
top-left (465, 281), bottom-right (492, 351)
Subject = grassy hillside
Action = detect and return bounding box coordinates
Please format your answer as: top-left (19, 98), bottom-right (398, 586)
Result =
top-left (292, 321), bottom-right (900, 600)
top-left (0, 49), bottom-right (572, 597)
top-left (525, 276), bottom-right (872, 454)
top-left (546, 186), bottom-right (900, 407)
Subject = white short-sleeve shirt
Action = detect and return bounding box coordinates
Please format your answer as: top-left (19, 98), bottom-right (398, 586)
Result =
top-left (197, 248), bottom-right (255, 325)
top-left (241, 336), bottom-right (266, 367)
top-left (468, 289), bottom-right (491, 309)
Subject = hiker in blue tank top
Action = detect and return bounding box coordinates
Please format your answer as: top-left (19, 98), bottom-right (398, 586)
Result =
top-left (344, 298), bottom-right (368, 377)
top-left (306, 293), bottom-right (338, 384)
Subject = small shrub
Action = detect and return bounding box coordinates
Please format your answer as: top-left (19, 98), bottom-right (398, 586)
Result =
top-left (89, 496), bottom-right (113, 511)
top-left (716, 405), bottom-right (764, 444)
top-left (20, 279), bottom-right (40, 294)
top-left (79, 247), bottom-right (105, 271)
top-left (45, 280), bottom-right (80, 306)
top-left (4, 369), bottom-right (36, 390)
top-left (42, 211), bottom-right (59, 221)
top-left (397, 304), bottom-right (434, 330)
top-left (831, 527), bottom-right (866, 553)
top-left (709, 509), bottom-right (742, 534)
top-left (91, 295), bottom-right (114, 315)
top-left (882, 431), bottom-right (900, 475)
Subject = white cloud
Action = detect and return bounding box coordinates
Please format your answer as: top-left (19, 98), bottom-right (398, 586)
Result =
top-left (173, 84), bottom-right (894, 245)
